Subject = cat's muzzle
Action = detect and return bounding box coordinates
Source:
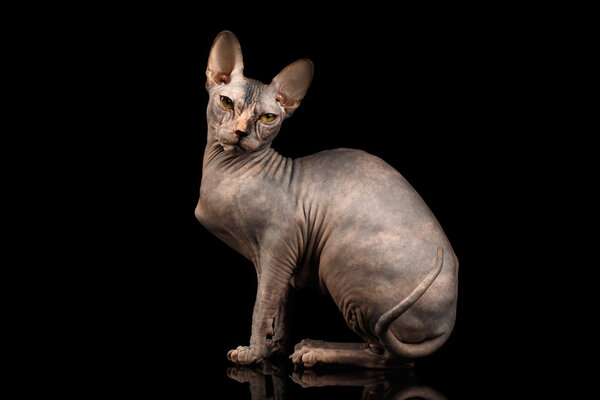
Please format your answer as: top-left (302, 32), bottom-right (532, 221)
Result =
top-left (217, 132), bottom-right (244, 152)
top-left (218, 138), bottom-right (245, 153)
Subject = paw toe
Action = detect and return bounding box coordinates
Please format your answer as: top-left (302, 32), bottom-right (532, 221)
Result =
top-left (301, 352), bottom-right (317, 368)
top-left (290, 349), bottom-right (304, 364)
top-left (227, 346), bottom-right (261, 365)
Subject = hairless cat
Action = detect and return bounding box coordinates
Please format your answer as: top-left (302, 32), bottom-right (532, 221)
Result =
top-left (195, 31), bottom-right (459, 368)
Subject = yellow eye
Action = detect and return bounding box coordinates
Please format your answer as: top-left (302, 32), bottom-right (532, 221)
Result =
top-left (220, 95), bottom-right (234, 110)
top-left (260, 113), bottom-right (277, 122)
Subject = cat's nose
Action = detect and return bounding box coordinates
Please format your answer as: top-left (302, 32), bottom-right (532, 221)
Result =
top-left (234, 113), bottom-right (251, 137)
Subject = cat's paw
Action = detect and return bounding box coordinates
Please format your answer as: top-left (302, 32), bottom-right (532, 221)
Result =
top-left (227, 346), bottom-right (263, 365)
top-left (290, 339), bottom-right (325, 368)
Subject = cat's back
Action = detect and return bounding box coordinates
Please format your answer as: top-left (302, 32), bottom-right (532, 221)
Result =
top-left (296, 147), bottom-right (442, 235)
top-left (297, 148), bottom-right (418, 203)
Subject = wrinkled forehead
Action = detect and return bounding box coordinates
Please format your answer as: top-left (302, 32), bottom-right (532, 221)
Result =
top-left (213, 78), bottom-right (278, 108)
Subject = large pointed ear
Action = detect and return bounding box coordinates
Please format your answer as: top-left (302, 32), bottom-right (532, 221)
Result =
top-left (270, 59), bottom-right (314, 116)
top-left (206, 30), bottom-right (244, 88)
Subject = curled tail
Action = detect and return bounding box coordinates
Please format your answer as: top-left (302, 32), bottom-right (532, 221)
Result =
top-left (374, 246), bottom-right (445, 359)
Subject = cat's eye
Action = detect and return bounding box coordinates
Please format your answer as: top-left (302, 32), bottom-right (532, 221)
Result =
top-left (260, 113), bottom-right (277, 122)
top-left (220, 95), bottom-right (234, 110)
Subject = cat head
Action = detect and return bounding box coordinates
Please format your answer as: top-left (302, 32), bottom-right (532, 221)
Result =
top-left (205, 31), bottom-right (313, 153)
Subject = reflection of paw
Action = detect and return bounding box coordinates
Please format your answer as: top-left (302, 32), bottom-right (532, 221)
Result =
top-left (290, 369), bottom-right (323, 388)
top-left (227, 346), bottom-right (262, 365)
top-left (226, 366), bottom-right (261, 383)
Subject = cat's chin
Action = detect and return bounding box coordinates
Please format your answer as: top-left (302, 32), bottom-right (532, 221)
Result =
top-left (221, 143), bottom-right (245, 153)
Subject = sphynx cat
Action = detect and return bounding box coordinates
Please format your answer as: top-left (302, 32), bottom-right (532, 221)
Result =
top-left (195, 31), bottom-right (458, 368)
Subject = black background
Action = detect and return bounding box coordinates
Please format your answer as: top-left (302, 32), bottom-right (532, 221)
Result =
top-left (29, 8), bottom-right (576, 398)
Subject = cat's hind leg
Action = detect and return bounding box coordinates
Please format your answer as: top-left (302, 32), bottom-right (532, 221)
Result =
top-left (290, 339), bottom-right (414, 369)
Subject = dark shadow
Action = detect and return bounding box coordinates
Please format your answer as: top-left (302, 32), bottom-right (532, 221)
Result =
top-left (227, 358), bottom-right (447, 400)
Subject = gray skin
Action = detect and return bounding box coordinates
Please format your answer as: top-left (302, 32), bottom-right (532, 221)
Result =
top-left (195, 31), bottom-right (459, 368)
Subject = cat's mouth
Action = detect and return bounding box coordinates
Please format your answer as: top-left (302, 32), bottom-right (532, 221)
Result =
top-left (218, 135), bottom-right (256, 153)
top-left (219, 139), bottom-right (246, 153)
top-left (217, 133), bottom-right (258, 153)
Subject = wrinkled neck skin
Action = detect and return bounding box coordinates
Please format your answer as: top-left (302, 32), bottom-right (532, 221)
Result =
top-left (198, 123), bottom-right (301, 270)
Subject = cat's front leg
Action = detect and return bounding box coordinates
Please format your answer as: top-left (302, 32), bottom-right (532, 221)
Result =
top-left (227, 258), bottom-right (294, 365)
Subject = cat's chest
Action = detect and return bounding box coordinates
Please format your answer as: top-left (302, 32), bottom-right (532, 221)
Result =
top-left (197, 172), bottom-right (268, 236)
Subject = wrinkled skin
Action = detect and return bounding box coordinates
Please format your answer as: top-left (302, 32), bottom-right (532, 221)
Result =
top-left (196, 31), bottom-right (459, 368)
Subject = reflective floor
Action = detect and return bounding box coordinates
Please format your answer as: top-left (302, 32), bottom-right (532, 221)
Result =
top-left (224, 359), bottom-right (447, 399)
